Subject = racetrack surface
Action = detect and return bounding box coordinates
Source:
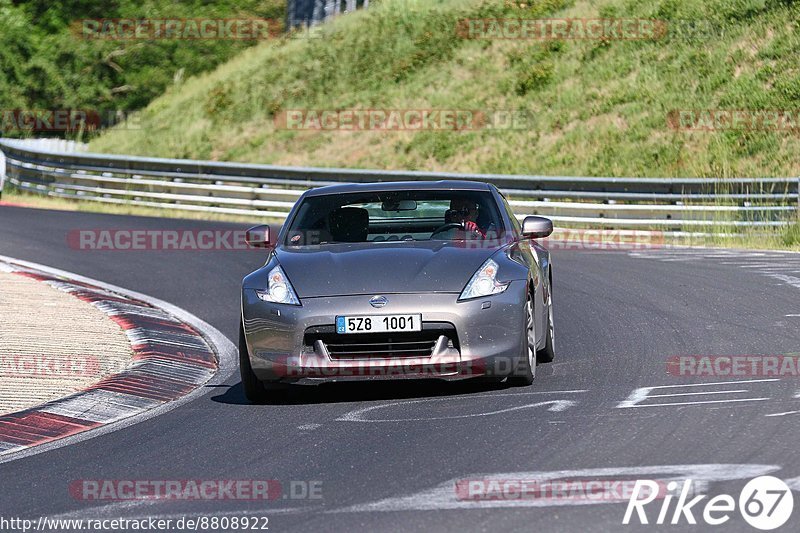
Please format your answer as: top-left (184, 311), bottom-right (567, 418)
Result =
top-left (1, 205), bottom-right (800, 532)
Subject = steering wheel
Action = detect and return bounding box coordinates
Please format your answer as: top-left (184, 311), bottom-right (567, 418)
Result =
top-left (430, 222), bottom-right (465, 238)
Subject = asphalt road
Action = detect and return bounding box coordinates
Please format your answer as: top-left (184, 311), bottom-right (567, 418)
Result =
top-left (1, 204), bottom-right (800, 532)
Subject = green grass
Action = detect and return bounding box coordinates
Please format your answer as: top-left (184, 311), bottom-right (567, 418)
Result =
top-left (90, 0), bottom-right (800, 179)
top-left (782, 218), bottom-right (800, 247)
top-left (701, 224), bottom-right (800, 251)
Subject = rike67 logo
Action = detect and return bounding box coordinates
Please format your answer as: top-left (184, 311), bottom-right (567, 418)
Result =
top-left (624, 476), bottom-right (793, 530)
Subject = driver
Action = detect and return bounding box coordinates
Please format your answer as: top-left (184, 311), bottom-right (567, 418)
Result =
top-left (448, 198), bottom-right (485, 238)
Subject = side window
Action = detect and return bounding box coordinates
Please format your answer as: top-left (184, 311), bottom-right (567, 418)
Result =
top-left (500, 194), bottom-right (522, 237)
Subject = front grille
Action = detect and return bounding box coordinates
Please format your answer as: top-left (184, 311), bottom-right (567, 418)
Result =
top-left (304, 323), bottom-right (458, 360)
top-left (326, 336), bottom-right (437, 359)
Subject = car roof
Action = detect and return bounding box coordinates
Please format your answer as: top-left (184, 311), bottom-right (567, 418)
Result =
top-left (304, 180), bottom-right (493, 197)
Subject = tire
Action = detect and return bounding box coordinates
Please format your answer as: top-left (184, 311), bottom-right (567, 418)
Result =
top-left (509, 293), bottom-right (536, 386)
top-left (537, 296), bottom-right (555, 363)
top-left (239, 321), bottom-right (270, 403)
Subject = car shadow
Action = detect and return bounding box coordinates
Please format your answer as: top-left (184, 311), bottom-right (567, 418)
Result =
top-left (210, 378), bottom-right (513, 406)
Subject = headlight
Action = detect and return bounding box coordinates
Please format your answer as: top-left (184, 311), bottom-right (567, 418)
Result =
top-left (458, 258), bottom-right (510, 301)
top-left (256, 265), bottom-right (301, 305)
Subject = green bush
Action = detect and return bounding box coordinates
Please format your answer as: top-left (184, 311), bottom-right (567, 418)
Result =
top-left (784, 219), bottom-right (800, 247)
top-left (0, 0), bottom-right (284, 138)
top-left (505, 44), bottom-right (559, 96)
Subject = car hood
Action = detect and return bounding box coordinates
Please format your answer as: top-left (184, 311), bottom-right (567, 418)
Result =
top-left (275, 241), bottom-right (501, 298)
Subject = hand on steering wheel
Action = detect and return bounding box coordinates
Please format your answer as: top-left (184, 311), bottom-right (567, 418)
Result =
top-left (463, 221), bottom-right (484, 236)
top-left (430, 222), bottom-right (464, 238)
top-left (430, 221), bottom-right (485, 239)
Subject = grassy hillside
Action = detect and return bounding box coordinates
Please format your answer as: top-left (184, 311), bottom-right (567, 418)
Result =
top-left (0, 0), bottom-right (284, 137)
top-left (90, 0), bottom-right (800, 181)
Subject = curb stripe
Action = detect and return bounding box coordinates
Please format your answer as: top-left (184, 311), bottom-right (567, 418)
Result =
top-left (39, 390), bottom-right (163, 424)
top-left (109, 315), bottom-right (195, 334)
top-left (128, 361), bottom-right (215, 384)
top-left (126, 329), bottom-right (211, 349)
top-left (0, 412), bottom-right (100, 445)
top-left (0, 441), bottom-right (23, 453)
top-left (91, 376), bottom-right (196, 402)
top-left (92, 301), bottom-right (176, 319)
top-left (0, 259), bottom-right (221, 457)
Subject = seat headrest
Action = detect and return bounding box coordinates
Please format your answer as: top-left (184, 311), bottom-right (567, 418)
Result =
top-left (329, 207), bottom-right (369, 243)
top-left (444, 208), bottom-right (460, 224)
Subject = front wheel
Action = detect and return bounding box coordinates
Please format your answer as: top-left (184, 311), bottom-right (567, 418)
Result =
top-left (239, 321), bottom-right (270, 403)
top-left (509, 294), bottom-right (536, 386)
top-left (537, 297), bottom-right (555, 363)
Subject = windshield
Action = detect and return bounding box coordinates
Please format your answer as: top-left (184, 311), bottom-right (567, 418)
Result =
top-left (283, 190), bottom-right (504, 246)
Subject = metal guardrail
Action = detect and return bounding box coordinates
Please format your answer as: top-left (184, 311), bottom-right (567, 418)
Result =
top-left (1, 138), bottom-right (798, 233)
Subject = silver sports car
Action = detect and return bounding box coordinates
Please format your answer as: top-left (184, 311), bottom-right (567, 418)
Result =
top-left (239, 180), bottom-right (555, 402)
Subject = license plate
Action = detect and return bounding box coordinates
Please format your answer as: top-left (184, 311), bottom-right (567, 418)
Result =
top-left (336, 314), bottom-right (422, 334)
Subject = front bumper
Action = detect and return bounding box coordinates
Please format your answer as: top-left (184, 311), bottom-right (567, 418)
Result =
top-left (241, 281), bottom-right (528, 383)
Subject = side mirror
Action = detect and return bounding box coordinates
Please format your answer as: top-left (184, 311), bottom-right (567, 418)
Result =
top-left (245, 225), bottom-right (271, 248)
top-left (521, 216), bottom-right (553, 239)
